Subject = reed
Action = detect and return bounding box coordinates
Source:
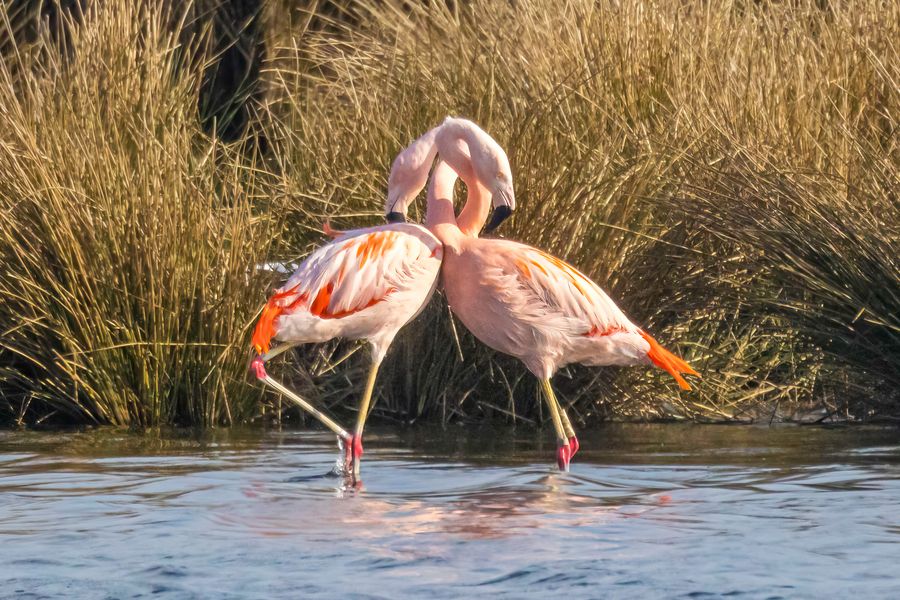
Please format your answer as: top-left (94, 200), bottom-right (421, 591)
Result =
top-left (0, 1), bottom-right (284, 426)
top-left (1, 0), bottom-right (897, 427)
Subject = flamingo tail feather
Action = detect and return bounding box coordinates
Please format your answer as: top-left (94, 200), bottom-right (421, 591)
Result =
top-left (639, 330), bottom-right (698, 391)
top-left (252, 298), bottom-right (283, 355)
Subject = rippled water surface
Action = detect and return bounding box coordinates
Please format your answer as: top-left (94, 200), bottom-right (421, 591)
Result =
top-left (2, 424), bottom-right (899, 598)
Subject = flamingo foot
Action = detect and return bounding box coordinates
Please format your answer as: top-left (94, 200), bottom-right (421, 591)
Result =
top-left (556, 445), bottom-right (571, 472)
top-left (351, 435), bottom-right (364, 460)
top-left (568, 436), bottom-right (580, 458)
top-left (250, 357), bottom-right (267, 380)
top-left (345, 434), bottom-right (365, 482)
top-left (343, 437), bottom-right (354, 472)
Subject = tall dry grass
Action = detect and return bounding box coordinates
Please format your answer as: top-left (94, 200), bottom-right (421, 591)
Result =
top-left (0, 0), bottom-right (897, 427)
top-left (0, 1), bottom-right (284, 426)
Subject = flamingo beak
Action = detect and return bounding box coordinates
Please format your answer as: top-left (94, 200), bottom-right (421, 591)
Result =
top-left (386, 211), bottom-right (406, 224)
top-left (485, 186), bottom-right (515, 233)
top-left (484, 205), bottom-right (513, 233)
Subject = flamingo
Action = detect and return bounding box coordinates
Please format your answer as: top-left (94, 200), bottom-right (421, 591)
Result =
top-left (249, 120), bottom-right (515, 482)
top-left (250, 223), bottom-right (442, 481)
top-left (389, 118), bottom-right (698, 471)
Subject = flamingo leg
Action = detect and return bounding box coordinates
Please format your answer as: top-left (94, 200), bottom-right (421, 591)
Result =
top-left (350, 358), bottom-right (383, 481)
top-left (540, 379), bottom-right (571, 471)
top-left (251, 348), bottom-right (351, 443)
top-left (557, 404), bottom-right (579, 458)
top-left (261, 343), bottom-right (297, 361)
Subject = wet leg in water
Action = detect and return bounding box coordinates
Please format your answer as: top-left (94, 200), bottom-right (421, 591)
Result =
top-left (540, 379), bottom-right (572, 471)
top-left (251, 344), bottom-right (352, 461)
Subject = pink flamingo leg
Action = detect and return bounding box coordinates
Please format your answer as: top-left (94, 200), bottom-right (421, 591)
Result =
top-left (541, 379), bottom-right (571, 471)
top-left (569, 436), bottom-right (580, 457)
top-left (558, 406), bottom-right (579, 459)
top-left (250, 351), bottom-right (351, 444)
top-left (556, 446), bottom-right (571, 471)
top-left (251, 356), bottom-right (267, 380)
top-left (349, 358), bottom-right (382, 483)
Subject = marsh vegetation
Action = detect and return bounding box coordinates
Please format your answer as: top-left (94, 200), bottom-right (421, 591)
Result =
top-left (0, 0), bottom-right (897, 427)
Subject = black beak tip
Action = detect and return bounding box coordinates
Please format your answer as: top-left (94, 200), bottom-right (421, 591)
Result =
top-left (386, 211), bottom-right (406, 224)
top-left (484, 205), bottom-right (513, 233)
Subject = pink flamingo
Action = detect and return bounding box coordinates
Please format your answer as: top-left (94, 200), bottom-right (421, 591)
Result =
top-left (389, 118), bottom-right (698, 471)
top-left (250, 223), bottom-right (442, 480)
top-left (250, 121), bottom-right (515, 482)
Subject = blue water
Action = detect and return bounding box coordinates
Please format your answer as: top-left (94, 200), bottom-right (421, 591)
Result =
top-left (1, 424), bottom-right (899, 598)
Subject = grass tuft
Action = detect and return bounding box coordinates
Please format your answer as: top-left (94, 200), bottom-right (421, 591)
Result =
top-left (0, 1), bottom-right (284, 426)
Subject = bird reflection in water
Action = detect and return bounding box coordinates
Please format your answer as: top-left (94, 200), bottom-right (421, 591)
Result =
top-left (221, 471), bottom-right (668, 543)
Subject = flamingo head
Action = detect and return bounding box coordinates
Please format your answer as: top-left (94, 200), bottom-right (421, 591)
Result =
top-left (384, 186), bottom-right (409, 223)
top-left (461, 130), bottom-right (514, 233)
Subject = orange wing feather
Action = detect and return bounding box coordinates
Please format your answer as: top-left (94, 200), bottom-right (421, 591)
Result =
top-left (639, 330), bottom-right (699, 390)
top-left (516, 246), bottom-right (697, 388)
top-left (252, 229), bottom-right (426, 354)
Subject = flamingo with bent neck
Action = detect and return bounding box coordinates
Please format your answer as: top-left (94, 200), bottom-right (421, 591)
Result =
top-left (248, 118), bottom-right (515, 484)
top-left (388, 118), bottom-right (698, 470)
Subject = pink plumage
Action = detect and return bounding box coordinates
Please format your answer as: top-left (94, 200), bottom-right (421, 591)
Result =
top-left (387, 118), bottom-right (698, 471)
top-left (252, 223), bottom-right (441, 359)
top-left (251, 222), bottom-right (442, 482)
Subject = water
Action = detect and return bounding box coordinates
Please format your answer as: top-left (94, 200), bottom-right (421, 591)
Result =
top-left (1, 424), bottom-right (899, 599)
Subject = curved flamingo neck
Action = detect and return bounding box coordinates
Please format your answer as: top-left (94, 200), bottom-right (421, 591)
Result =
top-left (435, 120), bottom-right (493, 238)
top-left (455, 178), bottom-right (491, 237)
top-left (425, 161), bottom-right (464, 247)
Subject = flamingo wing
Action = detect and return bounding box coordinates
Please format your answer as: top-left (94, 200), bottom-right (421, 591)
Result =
top-left (252, 226), bottom-right (440, 353)
top-left (511, 246), bottom-right (636, 337)
top-left (508, 245), bottom-right (697, 388)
